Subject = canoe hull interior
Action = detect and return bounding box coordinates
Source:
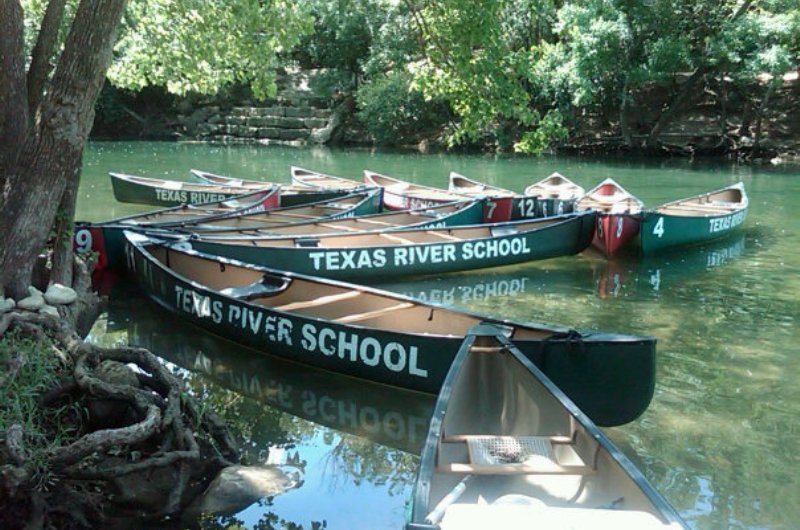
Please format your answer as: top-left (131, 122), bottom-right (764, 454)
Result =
top-left (406, 328), bottom-right (685, 530)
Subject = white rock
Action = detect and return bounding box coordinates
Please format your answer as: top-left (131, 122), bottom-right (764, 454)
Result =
top-left (0, 298), bottom-right (15, 313)
top-left (39, 305), bottom-right (60, 318)
top-left (44, 283), bottom-right (77, 305)
top-left (187, 465), bottom-right (299, 516)
top-left (17, 293), bottom-right (45, 311)
top-left (28, 286), bottom-right (43, 296)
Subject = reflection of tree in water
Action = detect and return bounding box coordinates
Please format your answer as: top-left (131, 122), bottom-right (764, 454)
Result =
top-left (180, 369), bottom-right (296, 463)
top-left (199, 511), bottom-right (327, 530)
top-left (319, 432), bottom-right (417, 496)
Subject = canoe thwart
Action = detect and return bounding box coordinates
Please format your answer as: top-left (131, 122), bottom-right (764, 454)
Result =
top-left (335, 302), bottom-right (415, 323)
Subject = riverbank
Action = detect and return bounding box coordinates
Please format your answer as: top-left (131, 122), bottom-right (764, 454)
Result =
top-left (91, 70), bottom-right (800, 165)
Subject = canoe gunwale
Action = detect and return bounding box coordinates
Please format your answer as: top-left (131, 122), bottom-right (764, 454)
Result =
top-left (188, 209), bottom-right (593, 244)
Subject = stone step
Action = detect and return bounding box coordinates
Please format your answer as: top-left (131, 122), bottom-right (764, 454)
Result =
top-left (228, 106), bottom-right (331, 119)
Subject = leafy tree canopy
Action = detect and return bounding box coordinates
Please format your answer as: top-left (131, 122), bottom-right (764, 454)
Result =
top-left (22, 0), bottom-right (314, 100)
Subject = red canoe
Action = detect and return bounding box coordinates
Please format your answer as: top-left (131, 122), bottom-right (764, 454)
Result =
top-left (576, 178), bottom-right (643, 257)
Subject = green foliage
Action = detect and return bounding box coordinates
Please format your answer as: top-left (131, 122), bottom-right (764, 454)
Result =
top-left (356, 71), bottom-right (450, 145)
top-left (0, 330), bottom-right (78, 490)
top-left (107, 0), bottom-right (313, 99)
top-left (292, 0), bottom-right (379, 79)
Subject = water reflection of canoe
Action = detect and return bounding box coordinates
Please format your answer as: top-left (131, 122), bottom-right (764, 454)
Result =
top-left (576, 178), bottom-right (644, 258)
top-left (106, 285), bottom-right (436, 454)
top-left (448, 172), bottom-right (538, 221)
top-left (179, 211), bottom-right (596, 281)
top-left (639, 182), bottom-right (748, 254)
top-left (406, 326), bottom-right (687, 530)
top-left (371, 261), bottom-right (594, 307)
top-left (523, 172), bottom-right (585, 217)
top-left (75, 188), bottom-right (381, 271)
top-left (189, 168), bottom-right (362, 206)
top-left (593, 232), bottom-right (748, 298)
top-left (126, 232), bottom-right (656, 426)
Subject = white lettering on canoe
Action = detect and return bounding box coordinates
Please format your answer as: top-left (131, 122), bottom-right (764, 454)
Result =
top-left (175, 285), bottom-right (223, 323)
top-left (306, 237), bottom-right (531, 271)
top-left (299, 323), bottom-right (428, 378)
top-left (309, 248), bottom-right (388, 270)
top-left (155, 189), bottom-right (230, 204)
top-left (708, 211), bottom-right (746, 234)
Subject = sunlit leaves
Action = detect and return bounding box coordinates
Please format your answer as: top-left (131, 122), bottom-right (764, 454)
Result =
top-left (108, 0), bottom-right (313, 99)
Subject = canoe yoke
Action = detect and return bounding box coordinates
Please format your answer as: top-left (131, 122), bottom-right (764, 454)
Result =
top-left (219, 275), bottom-right (290, 301)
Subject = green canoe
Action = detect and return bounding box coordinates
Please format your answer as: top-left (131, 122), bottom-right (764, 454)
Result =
top-left (110, 171), bottom-right (353, 207)
top-left (187, 198), bottom-right (485, 237)
top-left (177, 211), bottom-right (597, 281)
top-left (78, 188), bottom-right (381, 271)
top-left (639, 182), bottom-right (748, 254)
top-left (125, 231), bottom-right (656, 425)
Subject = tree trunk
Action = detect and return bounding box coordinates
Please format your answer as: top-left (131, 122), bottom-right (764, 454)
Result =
top-left (0, 0), bottom-right (28, 175)
top-left (752, 80), bottom-right (778, 151)
top-left (619, 80), bottom-right (634, 148)
top-left (51, 159), bottom-right (82, 287)
top-left (0, 0), bottom-right (128, 299)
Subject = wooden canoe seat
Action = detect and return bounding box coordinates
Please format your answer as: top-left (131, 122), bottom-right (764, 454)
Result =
top-left (335, 302), bottom-right (414, 323)
top-left (273, 290), bottom-right (360, 311)
top-left (425, 230), bottom-right (461, 241)
top-left (438, 435), bottom-right (592, 476)
top-left (379, 232), bottom-right (415, 245)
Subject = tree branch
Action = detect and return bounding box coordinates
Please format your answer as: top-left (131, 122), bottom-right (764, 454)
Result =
top-left (27, 0), bottom-right (69, 118)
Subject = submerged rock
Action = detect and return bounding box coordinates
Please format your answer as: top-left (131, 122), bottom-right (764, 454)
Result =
top-left (44, 283), bottom-right (78, 305)
top-left (186, 465), bottom-right (300, 517)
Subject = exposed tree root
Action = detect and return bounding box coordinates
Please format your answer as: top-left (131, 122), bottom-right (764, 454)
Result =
top-left (0, 307), bottom-right (240, 529)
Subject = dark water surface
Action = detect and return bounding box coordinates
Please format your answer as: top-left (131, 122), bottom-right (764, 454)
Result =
top-left (82, 142), bottom-right (800, 529)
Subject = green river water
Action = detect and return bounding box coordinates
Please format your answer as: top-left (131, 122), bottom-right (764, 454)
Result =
top-left (81, 141), bottom-right (800, 530)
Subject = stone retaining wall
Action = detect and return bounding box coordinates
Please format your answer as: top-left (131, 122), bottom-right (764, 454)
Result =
top-left (177, 68), bottom-right (342, 145)
top-left (184, 105), bottom-right (334, 145)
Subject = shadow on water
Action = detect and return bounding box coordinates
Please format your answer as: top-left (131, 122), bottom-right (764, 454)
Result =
top-left (102, 282), bottom-right (436, 455)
